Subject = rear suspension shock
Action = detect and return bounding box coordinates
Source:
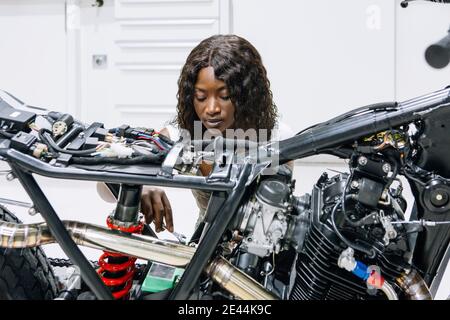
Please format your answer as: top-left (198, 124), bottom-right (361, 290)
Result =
top-left (97, 184), bottom-right (143, 299)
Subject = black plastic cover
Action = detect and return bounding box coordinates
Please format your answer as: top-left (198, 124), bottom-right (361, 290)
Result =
top-left (10, 131), bottom-right (36, 153)
top-left (256, 179), bottom-right (289, 207)
top-left (0, 98), bottom-right (36, 131)
top-left (417, 103), bottom-right (450, 178)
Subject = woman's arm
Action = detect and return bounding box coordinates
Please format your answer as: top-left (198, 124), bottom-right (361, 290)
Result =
top-left (286, 160), bottom-right (294, 172)
top-left (140, 126), bottom-right (174, 232)
top-left (96, 127), bottom-right (174, 232)
top-left (159, 127), bottom-right (170, 138)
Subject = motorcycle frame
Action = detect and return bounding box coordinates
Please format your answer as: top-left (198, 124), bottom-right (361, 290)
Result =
top-left (0, 86), bottom-right (449, 300)
top-left (0, 146), bottom-right (250, 300)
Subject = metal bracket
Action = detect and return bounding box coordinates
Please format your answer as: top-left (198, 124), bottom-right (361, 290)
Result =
top-left (207, 139), bottom-right (234, 182)
top-left (159, 142), bottom-right (185, 177)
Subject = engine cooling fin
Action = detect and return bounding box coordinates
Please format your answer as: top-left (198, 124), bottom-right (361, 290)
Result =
top-left (289, 223), bottom-right (403, 300)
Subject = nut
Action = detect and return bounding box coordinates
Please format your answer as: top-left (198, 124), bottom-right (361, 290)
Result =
top-left (382, 163), bottom-right (391, 174)
top-left (358, 156), bottom-right (368, 166)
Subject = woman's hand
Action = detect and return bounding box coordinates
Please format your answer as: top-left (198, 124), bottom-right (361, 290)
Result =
top-left (140, 187), bottom-right (173, 233)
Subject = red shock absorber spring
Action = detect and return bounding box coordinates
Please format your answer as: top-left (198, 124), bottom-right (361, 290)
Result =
top-left (97, 216), bottom-right (144, 299)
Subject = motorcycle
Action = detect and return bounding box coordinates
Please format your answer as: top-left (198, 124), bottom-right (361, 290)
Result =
top-left (0, 86), bottom-right (449, 300)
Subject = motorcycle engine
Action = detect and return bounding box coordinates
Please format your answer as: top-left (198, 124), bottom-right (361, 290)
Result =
top-left (229, 155), bottom-right (414, 300)
top-left (289, 171), bottom-right (410, 300)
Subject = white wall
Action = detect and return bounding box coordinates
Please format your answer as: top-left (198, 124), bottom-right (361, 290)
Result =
top-left (233, 0), bottom-right (397, 131)
top-left (396, 1), bottom-right (450, 99)
top-left (0, 0), bottom-right (449, 299)
top-left (0, 0), bottom-right (67, 110)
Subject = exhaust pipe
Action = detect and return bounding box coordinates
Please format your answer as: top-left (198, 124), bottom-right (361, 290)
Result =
top-left (206, 256), bottom-right (277, 300)
top-left (0, 220), bottom-right (195, 267)
top-left (396, 269), bottom-right (433, 300)
top-left (0, 220), bottom-right (277, 300)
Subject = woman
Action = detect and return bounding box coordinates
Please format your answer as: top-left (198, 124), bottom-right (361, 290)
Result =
top-left (140, 34), bottom-right (293, 233)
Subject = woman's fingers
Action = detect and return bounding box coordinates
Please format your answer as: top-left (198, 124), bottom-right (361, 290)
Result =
top-left (141, 194), bottom-right (154, 224)
top-left (140, 188), bottom-right (173, 233)
top-left (162, 192), bottom-right (174, 232)
top-left (152, 197), bottom-right (164, 232)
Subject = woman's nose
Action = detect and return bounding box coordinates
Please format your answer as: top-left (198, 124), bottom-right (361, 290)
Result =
top-left (205, 98), bottom-right (220, 115)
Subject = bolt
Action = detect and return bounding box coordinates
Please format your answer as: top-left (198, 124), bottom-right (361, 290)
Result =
top-left (388, 231), bottom-right (396, 239)
top-left (28, 207), bottom-right (38, 216)
top-left (358, 156), bottom-right (368, 166)
top-left (6, 172), bottom-right (15, 181)
top-left (351, 180), bottom-right (360, 189)
top-left (436, 194), bottom-right (443, 201)
top-left (382, 163), bottom-right (391, 174)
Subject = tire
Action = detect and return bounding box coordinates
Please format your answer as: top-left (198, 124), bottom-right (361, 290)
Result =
top-left (0, 205), bottom-right (59, 300)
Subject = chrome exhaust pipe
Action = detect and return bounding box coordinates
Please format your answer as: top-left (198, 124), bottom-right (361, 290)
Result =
top-left (206, 256), bottom-right (278, 300)
top-left (380, 282), bottom-right (399, 300)
top-left (0, 220), bottom-right (277, 299)
top-left (396, 269), bottom-right (433, 300)
top-left (0, 220), bottom-right (195, 267)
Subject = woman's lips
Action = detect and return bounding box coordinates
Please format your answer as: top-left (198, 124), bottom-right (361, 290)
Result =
top-left (204, 119), bottom-right (224, 128)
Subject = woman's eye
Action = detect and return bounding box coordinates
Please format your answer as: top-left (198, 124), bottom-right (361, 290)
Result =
top-left (220, 96), bottom-right (230, 101)
top-left (195, 96), bottom-right (206, 102)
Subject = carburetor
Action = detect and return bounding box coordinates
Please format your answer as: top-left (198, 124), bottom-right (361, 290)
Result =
top-left (233, 178), bottom-right (293, 257)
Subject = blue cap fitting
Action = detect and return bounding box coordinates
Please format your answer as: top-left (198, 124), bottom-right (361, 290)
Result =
top-left (352, 261), bottom-right (370, 281)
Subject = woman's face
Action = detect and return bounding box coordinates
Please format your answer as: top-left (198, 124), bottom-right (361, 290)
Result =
top-left (193, 66), bottom-right (235, 133)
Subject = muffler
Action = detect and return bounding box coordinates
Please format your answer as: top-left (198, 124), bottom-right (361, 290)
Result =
top-left (0, 220), bottom-right (277, 300)
top-left (0, 220), bottom-right (194, 266)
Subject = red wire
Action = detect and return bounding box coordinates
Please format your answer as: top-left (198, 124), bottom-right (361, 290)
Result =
top-left (138, 136), bottom-right (165, 150)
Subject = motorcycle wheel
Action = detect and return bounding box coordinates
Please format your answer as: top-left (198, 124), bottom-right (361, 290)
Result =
top-left (0, 205), bottom-right (59, 300)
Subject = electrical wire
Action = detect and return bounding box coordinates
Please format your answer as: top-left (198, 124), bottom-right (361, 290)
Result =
top-left (295, 102), bottom-right (398, 136)
top-left (391, 220), bottom-right (450, 226)
top-left (39, 129), bottom-right (98, 156)
top-left (331, 200), bottom-right (376, 258)
top-left (29, 123), bottom-right (40, 132)
top-left (403, 166), bottom-right (427, 187)
top-left (0, 130), bottom-right (14, 138)
top-left (71, 154), bottom-right (164, 165)
top-left (137, 135), bottom-right (166, 150)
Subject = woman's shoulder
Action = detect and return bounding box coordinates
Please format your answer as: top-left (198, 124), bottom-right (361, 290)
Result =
top-left (162, 124), bottom-right (181, 142)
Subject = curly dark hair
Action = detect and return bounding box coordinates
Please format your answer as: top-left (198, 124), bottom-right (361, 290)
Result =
top-left (173, 34), bottom-right (278, 140)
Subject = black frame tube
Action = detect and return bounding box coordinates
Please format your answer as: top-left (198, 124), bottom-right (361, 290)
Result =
top-left (278, 87), bottom-right (450, 162)
top-left (169, 162), bottom-right (253, 300)
top-left (9, 164), bottom-right (113, 300)
top-left (114, 184), bottom-right (142, 222)
top-left (1, 149), bottom-right (234, 192)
